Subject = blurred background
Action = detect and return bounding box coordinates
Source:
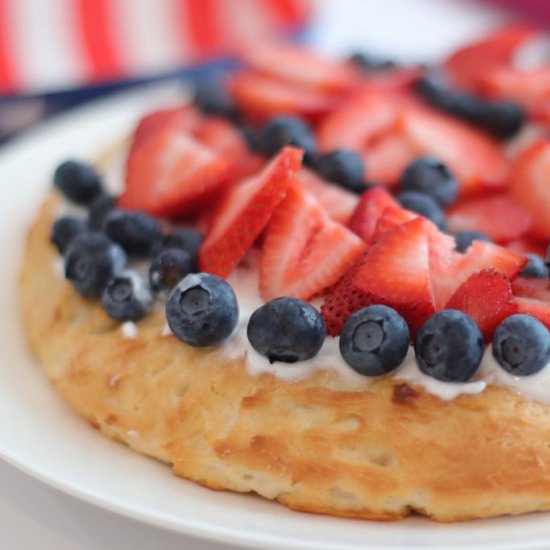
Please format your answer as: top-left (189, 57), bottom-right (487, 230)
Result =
top-left (0, 0), bottom-right (544, 143)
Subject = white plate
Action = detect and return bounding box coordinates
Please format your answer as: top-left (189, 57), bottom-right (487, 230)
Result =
top-left (1, 1), bottom-right (549, 548)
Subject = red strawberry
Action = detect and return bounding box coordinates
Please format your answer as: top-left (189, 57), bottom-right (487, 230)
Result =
top-left (229, 71), bottom-right (337, 122)
top-left (509, 139), bottom-right (550, 240)
top-left (243, 45), bottom-right (356, 92)
top-left (444, 25), bottom-right (534, 91)
top-left (348, 187), bottom-right (399, 243)
top-left (199, 146), bottom-right (303, 278)
top-left (512, 277), bottom-right (550, 301)
top-left (129, 105), bottom-right (202, 154)
top-left (430, 240), bottom-right (527, 310)
top-left (120, 128), bottom-right (230, 217)
top-left (259, 183), bottom-right (366, 301)
top-left (507, 236), bottom-right (548, 259)
top-left (297, 168), bottom-right (359, 225)
top-left (446, 194), bottom-right (532, 244)
top-left (445, 269), bottom-right (517, 341)
top-left (356, 67), bottom-right (426, 92)
top-left (398, 106), bottom-right (509, 196)
top-left (192, 116), bottom-right (264, 183)
top-left (513, 297), bottom-right (550, 331)
top-left (370, 205), bottom-right (418, 242)
top-left (321, 217), bottom-right (436, 336)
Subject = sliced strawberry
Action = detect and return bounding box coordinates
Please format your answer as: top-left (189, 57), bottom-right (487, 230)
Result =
top-left (446, 195), bottom-right (532, 244)
top-left (509, 139), bottom-right (550, 240)
top-left (317, 89), bottom-right (403, 152)
top-left (243, 45), bottom-right (356, 92)
top-left (348, 187), bottom-right (400, 243)
top-left (120, 128), bottom-right (230, 217)
top-left (512, 277), bottom-right (550, 301)
top-left (192, 116), bottom-right (264, 183)
top-left (370, 205), bottom-right (418, 242)
top-left (430, 240), bottom-right (527, 309)
top-left (507, 236), bottom-right (548, 258)
top-left (445, 269), bottom-right (517, 341)
top-left (259, 183), bottom-right (366, 301)
top-left (444, 25), bottom-right (534, 91)
top-left (356, 67), bottom-right (425, 92)
top-left (321, 217), bottom-right (435, 336)
top-left (128, 105), bottom-right (203, 161)
top-left (513, 297), bottom-right (550, 331)
top-left (398, 106), bottom-right (509, 196)
top-left (296, 168), bottom-right (359, 224)
top-left (229, 71), bottom-right (337, 122)
top-left (199, 146), bottom-right (303, 277)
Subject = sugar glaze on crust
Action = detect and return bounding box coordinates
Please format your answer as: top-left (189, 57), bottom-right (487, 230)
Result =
top-left (18, 192), bottom-right (550, 521)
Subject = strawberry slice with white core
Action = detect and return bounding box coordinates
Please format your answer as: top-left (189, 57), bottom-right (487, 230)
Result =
top-left (199, 146), bottom-right (303, 278)
top-left (120, 128), bottom-right (230, 217)
top-left (297, 168), bottom-right (359, 224)
top-left (321, 217), bottom-right (435, 336)
top-left (259, 183), bottom-right (366, 301)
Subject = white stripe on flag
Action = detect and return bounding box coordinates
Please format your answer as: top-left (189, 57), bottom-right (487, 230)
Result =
top-left (9, 0), bottom-right (88, 92)
top-left (112, 0), bottom-right (190, 78)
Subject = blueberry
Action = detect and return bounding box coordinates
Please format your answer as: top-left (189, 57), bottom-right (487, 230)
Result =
top-left (104, 210), bottom-right (162, 257)
top-left (397, 191), bottom-right (447, 231)
top-left (53, 160), bottom-right (103, 206)
top-left (149, 248), bottom-right (193, 296)
top-left (519, 254), bottom-right (549, 278)
top-left (153, 228), bottom-right (202, 265)
top-left (400, 157), bottom-right (458, 207)
top-left (88, 194), bottom-right (117, 231)
top-left (247, 297), bottom-right (325, 363)
top-left (259, 116), bottom-right (317, 164)
top-left (339, 305), bottom-right (409, 376)
top-left (454, 230), bottom-right (492, 253)
top-left (51, 216), bottom-right (88, 254)
top-left (64, 232), bottom-right (127, 298)
top-left (492, 314), bottom-right (550, 376)
top-left (239, 124), bottom-right (260, 152)
top-left (102, 271), bottom-right (154, 321)
top-left (348, 52), bottom-right (397, 72)
top-left (414, 310), bottom-right (484, 382)
top-left (315, 149), bottom-right (366, 194)
top-left (166, 273), bottom-right (238, 347)
top-left (480, 101), bottom-right (525, 140)
top-left (193, 80), bottom-right (238, 120)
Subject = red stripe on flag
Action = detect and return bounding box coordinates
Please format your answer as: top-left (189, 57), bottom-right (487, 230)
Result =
top-left (76, 0), bottom-right (124, 82)
top-left (179, 0), bottom-right (228, 59)
top-left (264, 0), bottom-right (311, 30)
top-left (0, 0), bottom-right (18, 93)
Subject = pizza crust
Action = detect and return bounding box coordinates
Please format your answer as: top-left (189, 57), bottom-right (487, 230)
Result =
top-left (18, 192), bottom-right (550, 521)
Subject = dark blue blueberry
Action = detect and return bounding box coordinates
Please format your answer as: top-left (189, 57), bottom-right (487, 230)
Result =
top-left (247, 297), bottom-right (325, 363)
top-left (400, 157), bottom-right (458, 207)
top-left (414, 310), bottom-right (484, 382)
top-left (88, 194), bottom-right (117, 231)
top-left (166, 273), bottom-right (239, 347)
top-left (492, 314), bottom-right (550, 376)
top-left (193, 80), bottom-right (238, 120)
top-left (149, 248), bottom-right (193, 295)
top-left (104, 210), bottom-right (162, 257)
top-left (519, 254), bottom-right (549, 278)
top-left (53, 160), bottom-right (104, 206)
top-left (315, 149), bottom-right (366, 194)
top-left (339, 305), bottom-right (409, 376)
top-left (454, 230), bottom-right (492, 253)
top-left (51, 216), bottom-right (88, 255)
top-left (397, 191), bottom-right (447, 231)
top-left (479, 101), bottom-right (525, 140)
top-left (153, 228), bottom-right (202, 265)
top-left (239, 124), bottom-right (260, 152)
top-left (259, 116), bottom-right (317, 165)
top-left (102, 271), bottom-right (154, 321)
top-left (348, 52), bottom-right (397, 72)
top-left (64, 232), bottom-right (126, 298)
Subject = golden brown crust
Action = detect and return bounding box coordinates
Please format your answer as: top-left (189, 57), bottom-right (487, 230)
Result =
top-left (18, 193), bottom-right (550, 521)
